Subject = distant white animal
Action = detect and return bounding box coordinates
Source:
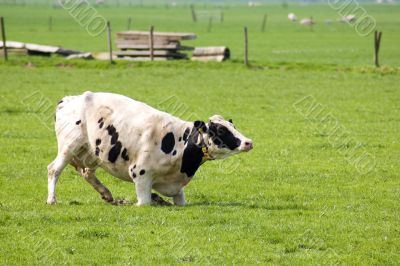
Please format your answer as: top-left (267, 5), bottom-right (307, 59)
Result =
top-left (288, 13), bottom-right (297, 22)
top-left (248, 1), bottom-right (262, 7)
top-left (341, 15), bottom-right (357, 23)
top-left (300, 18), bottom-right (315, 25)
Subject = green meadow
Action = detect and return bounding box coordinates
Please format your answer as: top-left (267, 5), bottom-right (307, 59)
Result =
top-left (0, 3), bottom-right (399, 265)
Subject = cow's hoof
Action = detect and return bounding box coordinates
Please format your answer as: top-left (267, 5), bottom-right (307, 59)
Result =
top-left (46, 198), bottom-right (57, 205)
top-left (101, 193), bottom-right (114, 203)
top-left (136, 199), bottom-right (153, 206)
top-left (101, 195), bottom-right (114, 203)
top-left (151, 193), bottom-right (172, 206)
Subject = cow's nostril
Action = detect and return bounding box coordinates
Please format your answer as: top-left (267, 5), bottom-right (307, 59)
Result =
top-left (243, 141), bottom-right (253, 150)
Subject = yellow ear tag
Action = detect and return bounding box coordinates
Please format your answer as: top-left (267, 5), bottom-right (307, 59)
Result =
top-left (202, 147), bottom-right (212, 160)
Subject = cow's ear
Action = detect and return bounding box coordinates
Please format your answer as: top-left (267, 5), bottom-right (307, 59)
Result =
top-left (194, 120), bottom-right (207, 132)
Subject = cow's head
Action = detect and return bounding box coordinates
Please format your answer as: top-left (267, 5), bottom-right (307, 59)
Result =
top-left (194, 115), bottom-right (253, 160)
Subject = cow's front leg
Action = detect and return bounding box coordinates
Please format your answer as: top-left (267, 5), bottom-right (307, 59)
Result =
top-left (173, 189), bottom-right (186, 206)
top-left (134, 176), bottom-right (153, 206)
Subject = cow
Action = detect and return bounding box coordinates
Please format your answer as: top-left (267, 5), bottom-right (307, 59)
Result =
top-left (47, 92), bottom-right (253, 206)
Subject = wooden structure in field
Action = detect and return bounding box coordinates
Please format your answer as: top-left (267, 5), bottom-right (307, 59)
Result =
top-left (0, 41), bottom-right (92, 58)
top-left (191, 46), bottom-right (230, 62)
top-left (114, 31), bottom-right (196, 61)
top-left (0, 33), bottom-right (230, 63)
top-left (0, 41), bottom-right (59, 56)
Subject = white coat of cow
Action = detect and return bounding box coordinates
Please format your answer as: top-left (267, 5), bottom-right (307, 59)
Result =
top-left (47, 92), bottom-right (253, 206)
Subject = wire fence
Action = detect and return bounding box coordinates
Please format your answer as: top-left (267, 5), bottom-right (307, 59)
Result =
top-left (0, 0), bottom-right (380, 7)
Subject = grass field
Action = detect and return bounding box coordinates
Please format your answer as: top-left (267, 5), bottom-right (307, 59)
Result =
top-left (2, 3), bottom-right (400, 66)
top-left (1, 2), bottom-right (400, 265)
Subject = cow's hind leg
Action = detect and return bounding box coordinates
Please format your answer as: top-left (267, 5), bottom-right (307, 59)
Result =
top-left (80, 168), bottom-right (114, 203)
top-left (47, 154), bottom-right (70, 204)
top-left (173, 189), bottom-right (186, 206)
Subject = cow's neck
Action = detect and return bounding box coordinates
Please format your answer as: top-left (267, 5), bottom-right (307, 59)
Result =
top-left (180, 124), bottom-right (212, 178)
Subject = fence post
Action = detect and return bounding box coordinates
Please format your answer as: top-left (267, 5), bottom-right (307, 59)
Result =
top-left (49, 16), bottom-right (53, 32)
top-left (190, 5), bottom-right (197, 22)
top-left (0, 17), bottom-right (7, 62)
top-left (149, 25), bottom-right (154, 61)
top-left (261, 13), bottom-right (267, 32)
top-left (107, 21), bottom-right (113, 64)
top-left (244, 26), bottom-right (248, 66)
top-left (310, 16), bottom-right (314, 32)
top-left (127, 17), bottom-right (132, 30)
top-left (374, 30), bottom-right (382, 67)
top-left (207, 17), bottom-right (213, 32)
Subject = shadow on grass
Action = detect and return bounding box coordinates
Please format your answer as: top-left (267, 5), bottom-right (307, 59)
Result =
top-left (64, 198), bottom-right (309, 211)
top-left (187, 201), bottom-right (310, 211)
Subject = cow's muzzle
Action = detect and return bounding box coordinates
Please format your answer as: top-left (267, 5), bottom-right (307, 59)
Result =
top-left (240, 139), bottom-right (253, 152)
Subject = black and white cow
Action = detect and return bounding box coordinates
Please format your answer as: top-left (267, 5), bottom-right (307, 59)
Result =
top-left (47, 92), bottom-right (253, 206)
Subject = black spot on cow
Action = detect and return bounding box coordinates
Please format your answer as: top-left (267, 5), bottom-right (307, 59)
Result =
top-left (57, 100), bottom-right (63, 105)
top-left (95, 147), bottom-right (100, 156)
top-left (106, 124), bottom-right (116, 135)
top-left (130, 166), bottom-right (137, 178)
top-left (194, 120), bottom-right (207, 132)
top-left (180, 126), bottom-right (204, 178)
top-left (98, 118), bottom-right (104, 128)
top-left (178, 137), bottom-right (182, 142)
top-left (140, 169), bottom-right (145, 175)
top-left (106, 125), bottom-right (119, 144)
top-left (108, 141), bottom-right (122, 163)
top-left (183, 127), bottom-right (190, 144)
top-left (75, 120), bottom-right (81, 125)
top-left (111, 132), bottom-right (119, 144)
top-left (208, 122), bottom-right (241, 150)
top-left (161, 132), bottom-right (175, 154)
top-left (172, 150), bottom-right (177, 156)
top-left (121, 148), bottom-right (129, 161)
top-left (96, 139), bottom-right (101, 146)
